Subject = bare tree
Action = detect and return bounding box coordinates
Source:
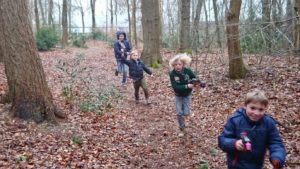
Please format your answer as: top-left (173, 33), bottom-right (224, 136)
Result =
top-left (62, 0), bottom-right (68, 48)
top-left (115, 0), bottom-right (118, 29)
top-left (192, 0), bottom-right (204, 50)
top-left (226, 0), bottom-right (247, 79)
top-left (48, 0), bottom-right (54, 26)
top-left (132, 0), bottom-right (138, 47)
top-left (213, 0), bottom-right (222, 49)
top-left (126, 0), bottom-right (132, 43)
top-left (179, 0), bottom-right (191, 51)
top-left (262, 0), bottom-right (271, 54)
top-left (68, 0), bottom-right (72, 33)
top-left (141, 0), bottom-right (162, 65)
top-left (110, 0), bottom-right (113, 30)
top-left (38, 0), bottom-right (46, 25)
top-left (91, 0), bottom-right (96, 39)
top-left (34, 0), bottom-right (40, 31)
top-left (294, 0), bottom-right (300, 57)
top-left (0, 0), bottom-right (65, 122)
top-left (76, 0), bottom-right (85, 33)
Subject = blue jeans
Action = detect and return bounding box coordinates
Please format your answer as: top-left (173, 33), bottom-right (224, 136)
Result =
top-left (175, 95), bottom-right (192, 129)
top-left (116, 60), bottom-right (127, 84)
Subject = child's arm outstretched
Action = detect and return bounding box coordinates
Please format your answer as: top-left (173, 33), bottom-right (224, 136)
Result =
top-left (142, 63), bottom-right (152, 75)
top-left (218, 119), bottom-right (237, 153)
top-left (268, 119), bottom-right (286, 168)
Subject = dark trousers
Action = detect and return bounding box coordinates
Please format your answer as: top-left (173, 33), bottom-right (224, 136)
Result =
top-left (133, 78), bottom-right (149, 100)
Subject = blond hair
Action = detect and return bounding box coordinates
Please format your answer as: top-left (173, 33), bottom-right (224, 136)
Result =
top-left (129, 49), bottom-right (139, 59)
top-left (245, 89), bottom-right (268, 107)
top-left (169, 53), bottom-right (192, 68)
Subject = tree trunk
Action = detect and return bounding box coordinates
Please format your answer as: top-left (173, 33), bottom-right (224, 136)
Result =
top-left (110, 0), bottom-right (113, 30)
top-left (204, 0), bottom-right (209, 47)
top-left (58, 4), bottom-right (61, 26)
top-left (294, 0), bottom-right (300, 57)
top-left (227, 0), bottom-right (247, 79)
top-left (179, 0), bottom-right (191, 51)
top-left (38, 0), bottom-right (46, 25)
top-left (126, 0), bottom-right (132, 43)
top-left (0, 0), bottom-right (64, 122)
top-left (48, 0), bottom-right (54, 26)
top-left (262, 0), bottom-right (271, 54)
top-left (62, 0), bottom-right (68, 48)
top-left (132, 0), bottom-right (138, 47)
top-left (141, 0), bottom-right (162, 65)
top-left (34, 0), bottom-right (40, 32)
top-left (68, 0), bottom-right (72, 33)
top-left (81, 7), bottom-right (85, 34)
top-left (286, 0), bottom-right (293, 50)
top-left (115, 0), bottom-right (118, 29)
top-left (192, 0), bottom-right (204, 50)
top-left (91, 0), bottom-right (96, 39)
top-left (248, 0), bottom-right (255, 22)
top-left (213, 0), bottom-right (222, 49)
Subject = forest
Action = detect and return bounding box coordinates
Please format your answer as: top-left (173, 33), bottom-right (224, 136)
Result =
top-left (0, 0), bottom-right (299, 168)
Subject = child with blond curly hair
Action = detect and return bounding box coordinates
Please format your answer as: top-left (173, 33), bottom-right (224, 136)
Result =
top-left (169, 53), bottom-right (197, 136)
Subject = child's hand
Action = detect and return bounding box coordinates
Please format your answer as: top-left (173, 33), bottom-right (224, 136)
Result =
top-left (235, 139), bottom-right (245, 151)
top-left (150, 74), bottom-right (154, 77)
top-left (187, 84), bottom-right (194, 89)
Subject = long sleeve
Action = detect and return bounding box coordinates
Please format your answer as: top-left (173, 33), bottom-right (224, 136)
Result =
top-left (268, 120), bottom-right (286, 167)
top-left (187, 68), bottom-right (196, 79)
top-left (142, 63), bottom-right (152, 75)
top-left (218, 119), bottom-right (237, 154)
top-left (114, 42), bottom-right (122, 59)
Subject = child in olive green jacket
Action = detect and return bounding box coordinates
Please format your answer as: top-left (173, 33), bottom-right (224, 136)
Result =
top-left (169, 53), bottom-right (196, 136)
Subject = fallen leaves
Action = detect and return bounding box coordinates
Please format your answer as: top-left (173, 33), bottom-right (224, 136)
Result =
top-left (0, 41), bottom-right (298, 168)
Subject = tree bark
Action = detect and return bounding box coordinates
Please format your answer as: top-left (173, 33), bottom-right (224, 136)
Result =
top-left (204, 0), bottom-right (209, 47)
top-left (192, 0), bottom-right (204, 50)
top-left (213, 0), bottom-right (222, 49)
top-left (68, 0), bottom-right (72, 33)
top-left (91, 0), bottom-right (96, 39)
top-left (262, 0), bottom-right (271, 54)
top-left (227, 0), bottom-right (247, 79)
top-left (132, 0), bottom-right (138, 47)
top-left (38, 0), bottom-right (46, 25)
top-left (110, 0), bottom-right (113, 30)
top-left (48, 0), bottom-right (54, 26)
top-left (141, 0), bottom-right (162, 65)
top-left (115, 0), bottom-right (118, 29)
top-left (0, 0), bottom-right (64, 122)
top-left (126, 0), bottom-right (132, 43)
top-left (294, 0), bottom-right (300, 57)
top-left (179, 0), bottom-right (191, 51)
top-left (62, 0), bottom-right (68, 48)
top-left (34, 0), bottom-right (40, 31)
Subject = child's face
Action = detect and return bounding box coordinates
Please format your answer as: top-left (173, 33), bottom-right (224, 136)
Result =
top-left (119, 34), bottom-right (125, 41)
top-left (131, 52), bottom-right (139, 60)
top-left (174, 61), bottom-right (184, 72)
top-left (245, 101), bottom-right (266, 121)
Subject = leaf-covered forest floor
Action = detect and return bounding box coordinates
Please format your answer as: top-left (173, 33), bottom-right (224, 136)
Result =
top-left (0, 41), bottom-right (299, 169)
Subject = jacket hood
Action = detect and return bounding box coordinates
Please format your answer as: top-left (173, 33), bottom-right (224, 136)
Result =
top-left (116, 31), bottom-right (127, 40)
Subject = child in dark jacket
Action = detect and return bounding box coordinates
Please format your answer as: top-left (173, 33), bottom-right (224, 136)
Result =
top-left (218, 90), bottom-right (286, 169)
top-left (114, 31), bottom-right (131, 85)
top-left (121, 50), bottom-right (153, 104)
top-left (169, 53), bottom-right (196, 137)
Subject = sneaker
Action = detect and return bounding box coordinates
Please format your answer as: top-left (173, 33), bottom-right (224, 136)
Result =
top-left (115, 70), bottom-right (118, 76)
top-left (178, 130), bottom-right (185, 137)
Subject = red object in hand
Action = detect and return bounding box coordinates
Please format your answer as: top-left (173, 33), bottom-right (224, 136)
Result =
top-left (271, 159), bottom-right (280, 169)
